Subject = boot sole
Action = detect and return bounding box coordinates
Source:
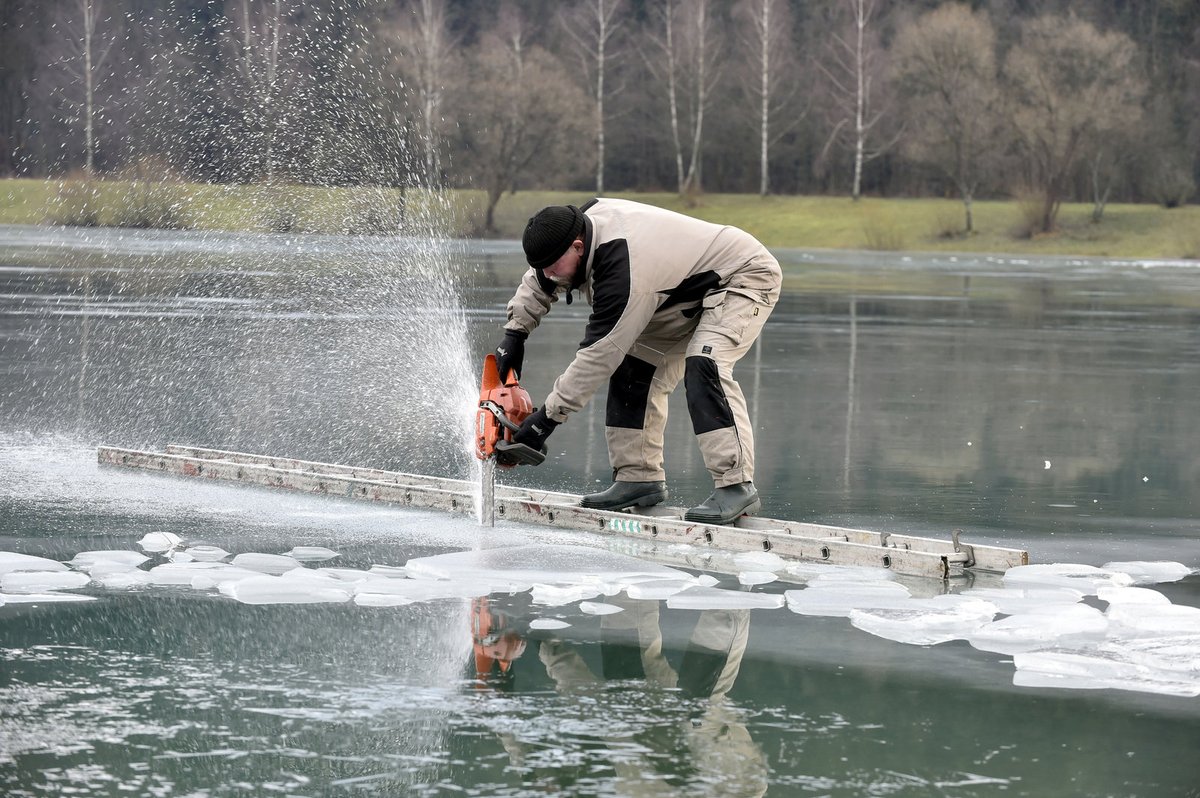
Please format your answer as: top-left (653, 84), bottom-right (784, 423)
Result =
top-left (579, 490), bottom-right (668, 511)
top-left (683, 498), bottom-right (762, 525)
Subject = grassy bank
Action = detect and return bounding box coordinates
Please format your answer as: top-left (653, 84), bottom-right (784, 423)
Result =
top-left (3, 178), bottom-right (1198, 259)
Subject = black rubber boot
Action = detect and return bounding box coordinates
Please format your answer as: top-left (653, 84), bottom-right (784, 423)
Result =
top-left (684, 482), bottom-right (761, 525)
top-left (579, 481), bottom-right (668, 511)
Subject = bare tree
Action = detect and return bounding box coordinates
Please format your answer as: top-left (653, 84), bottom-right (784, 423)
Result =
top-left (892, 3), bottom-right (1004, 233)
top-left (1005, 14), bottom-right (1147, 233)
top-left (818, 0), bottom-right (891, 201)
top-left (734, 0), bottom-right (801, 196)
top-left (386, 0), bottom-right (458, 187)
top-left (646, 0), bottom-right (722, 195)
top-left (220, 0), bottom-right (297, 183)
top-left (48, 0), bottom-right (123, 175)
top-left (561, 0), bottom-right (625, 196)
top-left (455, 5), bottom-right (590, 233)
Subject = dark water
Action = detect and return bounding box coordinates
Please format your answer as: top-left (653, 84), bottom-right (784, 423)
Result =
top-left (1, 225), bottom-right (1198, 796)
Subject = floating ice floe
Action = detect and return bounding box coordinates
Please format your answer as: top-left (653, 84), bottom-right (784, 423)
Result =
top-left (1101, 561), bottom-right (1194, 585)
top-left (167, 550), bottom-right (194, 563)
top-left (352, 578), bottom-right (490, 602)
top-left (1106, 602), bottom-right (1200, 637)
top-left (94, 569), bottom-right (154, 589)
top-left (578, 601), bottom-right (625, 616)
top-left (1, 570), bottom-right (91, 593)
top-left (530, 618), bottom-right (571, 630)
top-left (784, 581), bottom-right (912, 617)
top-left (737, 571), bottom-right (778, 586)
top-left (138, 532), bottom-right (183, 552)
top-left (962, 586), bottom-right (1085, 615)
top-left (1013, 646), bottom-right (1200, 697)
top-left (1096, 585), bottom-right (1172, 606)
top-left (189, 567), bottom-right (264, 590)
top-left (967, 604), bottom-right (1109, 655)
top-left (666, 586), bottom-right (785, 611)
top-left (147, 562), bottom-right (229, 585)
top-left (285, 546), bottom-right (340, 562)
top-left (185, 545), bottom-right (230, 562)
top-left (231, 552), bottom-right (301, 575)
top-left (733, 551), bottom-right (787, 572)
top-left (625, 579), bottom-right (697, 601)
top-left (354, 593), bottom-right (414, 607)
top-left (367, 565), bottom-right (407, 578)
top-left (531, 583), bottom-right (603, 606)
top-left (68, 550), bottom-right (149, 570)
top-left (848, 596), bottom-right (998, 646)
top-left (219, 574), bottom-right (352, 605)
top-left (0, 552), bottom-right (68, 576)
top-left (0, 591), bottom-right (97, 604)
top-left (784, 562), bottom-right (896, 583)
top-left (404, 545), bottom-right (692, 599)
top-left (1002, 563), bottom-right (1134, 595)
top-left (317, 568), bottom-right (373, 583)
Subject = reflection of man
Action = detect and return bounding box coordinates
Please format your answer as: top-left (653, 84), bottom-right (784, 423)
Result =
top-left (472, 595), bottom-right (767, 797)
top-left (494, 199), bottom-right (781, 525)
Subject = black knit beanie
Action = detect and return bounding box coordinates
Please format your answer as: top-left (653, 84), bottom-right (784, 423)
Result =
top-left (522, 205), bottom-right (584, 269)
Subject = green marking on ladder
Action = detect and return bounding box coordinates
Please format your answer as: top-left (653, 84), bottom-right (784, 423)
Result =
top-left (608, 518), bottom-right (642, 534)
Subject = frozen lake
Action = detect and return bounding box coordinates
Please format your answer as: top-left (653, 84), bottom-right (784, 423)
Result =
top-left (1, 224), bottom-right (1198, 796)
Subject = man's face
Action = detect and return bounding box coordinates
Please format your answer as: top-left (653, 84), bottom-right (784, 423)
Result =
top-left (542, 238), bottom-right (583, 288)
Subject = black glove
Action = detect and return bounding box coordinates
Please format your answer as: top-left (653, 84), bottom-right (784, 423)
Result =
top-left (495, 330), bottom-right (527, 382)
top-left (511, 407), bottom-right (558, 453)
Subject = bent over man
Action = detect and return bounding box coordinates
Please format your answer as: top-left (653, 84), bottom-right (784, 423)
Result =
top-left (496, 198), bottom-right (781, 526)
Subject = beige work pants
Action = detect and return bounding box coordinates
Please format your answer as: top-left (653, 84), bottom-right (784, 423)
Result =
top-left (606, 252), bottom-right (780, 487)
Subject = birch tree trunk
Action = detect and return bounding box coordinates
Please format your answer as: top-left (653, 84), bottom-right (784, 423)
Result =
top-left (758, 0), bottom-right (769, 196)
top-left (850, 0), bottom-right (869, 201)
top-left (563, 0), bottom-right (623, 196)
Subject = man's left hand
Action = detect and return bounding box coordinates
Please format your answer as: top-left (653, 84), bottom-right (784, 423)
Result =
top-left (512, 407), bottom-right (558, 453)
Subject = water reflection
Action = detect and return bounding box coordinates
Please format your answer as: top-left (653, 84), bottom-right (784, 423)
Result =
top-left (472, 595), bottom-right (766, 796)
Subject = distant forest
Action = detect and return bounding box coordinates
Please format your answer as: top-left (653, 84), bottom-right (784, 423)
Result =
top-left (2, 0), bottom-right (1197, 231)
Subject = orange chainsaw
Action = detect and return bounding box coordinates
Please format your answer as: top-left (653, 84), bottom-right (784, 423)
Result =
top-left (475, 353), bottom-right (546, 467)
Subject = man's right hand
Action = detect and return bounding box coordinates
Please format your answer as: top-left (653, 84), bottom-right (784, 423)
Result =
top-left (495, 330), bottom-right (527, 382)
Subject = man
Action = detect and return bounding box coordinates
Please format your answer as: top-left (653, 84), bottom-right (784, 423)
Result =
top-left (495, 198), bottom-right (781, 525)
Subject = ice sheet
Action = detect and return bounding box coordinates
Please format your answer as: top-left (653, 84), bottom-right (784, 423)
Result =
top-left (0, 552), bottom-right (68, 576)
top-left (848, 596), bottom-right (998, 646)
top-left (1, 570), bottom-right (91, 593)
top-left (1106, 603), bottom-right (1200, 637)
top-left (666, 586), bottom-right (785, 611)
top-left (94, 569), bottom-right (154, 589)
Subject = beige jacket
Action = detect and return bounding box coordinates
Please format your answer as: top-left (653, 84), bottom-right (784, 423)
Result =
top-left (504, 198), bottom-right (779, 422)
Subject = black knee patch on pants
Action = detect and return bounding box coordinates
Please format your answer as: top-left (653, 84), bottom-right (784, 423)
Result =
top-left (685, 355), bottom-right (734, 434)
top-left (606, 355), bottom-right (657, 429)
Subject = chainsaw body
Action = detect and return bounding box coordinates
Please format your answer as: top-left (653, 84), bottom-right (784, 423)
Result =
top-left (475, 354), bottom-right (545, 467)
